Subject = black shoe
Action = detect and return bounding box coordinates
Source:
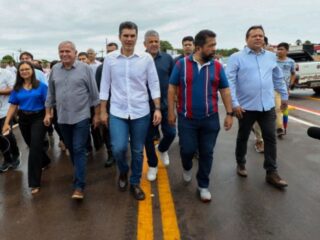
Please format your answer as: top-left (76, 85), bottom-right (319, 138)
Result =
top-left (277, 128), bottom-right (285, 138)
top-left (10, 159), bottom-right (21, 170)
top-left (42, 159), bottom-right (51, 171)
top-left (118, 173), bottom-right (128, 191)
top-left (104, 155), bottom-right (115, 168)
top-left (12, 151), bottom-right (21, 162)
top-left (10, 151), bottom-right (21, 170)
top-left (0, 162), bottom-right (11, 173)
top-left (130, 185), bottom-right (145, 200)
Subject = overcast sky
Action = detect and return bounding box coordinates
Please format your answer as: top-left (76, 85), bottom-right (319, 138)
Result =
top-left (0, 0), bottom-right (319, 61)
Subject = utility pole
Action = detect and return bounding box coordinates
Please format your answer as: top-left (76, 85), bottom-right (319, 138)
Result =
top-left (17, 48), bottom-right (22, 62)
top-left (99, 49), bottom-right (104, 58)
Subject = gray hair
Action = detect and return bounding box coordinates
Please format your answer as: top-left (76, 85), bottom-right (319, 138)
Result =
top-left (144, 30), bottom-right (159, 41)
top-left (58, 41), bottom-right (77, 51)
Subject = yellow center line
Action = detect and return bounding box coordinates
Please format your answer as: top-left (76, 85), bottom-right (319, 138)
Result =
top-left (307, 96), bottom-right (320, 101)
top-left (157, 154), bottom-right (181, 240)
top-left (137, 152), bottom-right (153, 240)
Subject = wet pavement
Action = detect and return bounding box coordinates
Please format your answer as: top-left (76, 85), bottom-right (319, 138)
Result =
top-left (0, 93), bottom-right (320, 240)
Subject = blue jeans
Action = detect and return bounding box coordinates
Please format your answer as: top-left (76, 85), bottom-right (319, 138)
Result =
top-left (59, 118), bottom-right (90, 190)
top-left (178, 113), bottom-right (220, 188)
top-left (145, 110), bottom-right (176, 167)
top-left (110, 114), bottom-right (150, 185)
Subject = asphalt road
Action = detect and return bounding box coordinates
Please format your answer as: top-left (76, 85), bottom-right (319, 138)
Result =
top-left (0, 90), bottom-right (319, 240)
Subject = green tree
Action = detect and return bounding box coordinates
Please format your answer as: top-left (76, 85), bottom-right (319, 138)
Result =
top-left (304, 40), bottom-right (312, 45)
top-left (2, 55), bottom-right (15, 64)
top-left (160, 40), bottom-right (173, 52)
top-left (216, 48), bottom-right (239, 57)
top-left (296, 39), bottom-right (302, 46)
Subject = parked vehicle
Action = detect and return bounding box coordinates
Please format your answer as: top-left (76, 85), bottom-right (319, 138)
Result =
top-left (288, 48), bottom-right (320, 94)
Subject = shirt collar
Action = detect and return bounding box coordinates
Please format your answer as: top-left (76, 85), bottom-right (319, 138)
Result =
top-left (189, 54), bottom-right (212, 67)
top-left (115, 49), bottom-right (141, 58)
top-left (244, 46), bottom-right (265, 55)
top-left (61, 60), bottom-right (78, 69)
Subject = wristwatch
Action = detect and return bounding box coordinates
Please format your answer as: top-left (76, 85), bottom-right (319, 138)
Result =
top-left (226, 112), bottom-right (234, 116)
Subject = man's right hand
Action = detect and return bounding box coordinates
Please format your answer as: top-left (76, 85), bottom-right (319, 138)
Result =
top-left (233, 106), bottom-right (246, 119)
top-left (100, 112), bottom-right (109, 126)
top-left (43, 114), bottom-right (52, 126)
top-left (168, 111), bottom-right (176, 126)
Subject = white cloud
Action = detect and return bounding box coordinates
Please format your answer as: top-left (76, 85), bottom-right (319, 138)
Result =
top-left (0, 0), bottom-right (319, 60)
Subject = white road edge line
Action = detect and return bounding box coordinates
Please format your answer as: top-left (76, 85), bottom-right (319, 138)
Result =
top-left (290, 105), bottom-right (320, 117)
top-left (288, 116), bottom-right (319, 127)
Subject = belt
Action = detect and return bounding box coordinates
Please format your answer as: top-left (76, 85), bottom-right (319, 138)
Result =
top-left (19, 110), bottom-right (44, 115)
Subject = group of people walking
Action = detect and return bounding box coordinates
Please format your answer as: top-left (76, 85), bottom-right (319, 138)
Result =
top-left (0, 22), bottom-right (293, 203)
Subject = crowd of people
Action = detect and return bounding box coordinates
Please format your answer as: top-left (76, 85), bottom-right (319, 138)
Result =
top-left (0, 22), bottom-right (294, 202)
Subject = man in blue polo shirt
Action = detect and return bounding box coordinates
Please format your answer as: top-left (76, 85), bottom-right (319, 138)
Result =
top-left (168, 30), bottom-right (233, 202)
top-left (143, 30), bottom-right (176, 181)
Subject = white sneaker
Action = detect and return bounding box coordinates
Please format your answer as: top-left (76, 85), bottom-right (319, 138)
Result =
top-left (159, 150), bottom-right (170, 166)
top-left (198, 187), bottom-right (212, 202)
top-left (183, 169), bottom-right (192, 182)
top-left (147, 167), bottom-right (158, 181)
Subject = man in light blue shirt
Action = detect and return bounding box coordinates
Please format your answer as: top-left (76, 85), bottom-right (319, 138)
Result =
top-left (19, 52), bottom-right (47, 85)
top-left (226, 25), bottom-right (289, 189)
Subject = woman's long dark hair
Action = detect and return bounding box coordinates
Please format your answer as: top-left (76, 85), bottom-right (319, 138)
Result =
top-left (14, 61), bottom-right (39, 91)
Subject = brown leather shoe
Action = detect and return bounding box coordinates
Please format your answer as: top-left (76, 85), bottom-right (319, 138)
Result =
top-left (118, 173), bottom-right (128, 191)
top-left (237, 164), bottom-right (248, 177)
top-left (266, 171), bottom-right (288, 188)
top-left (71, 189), bottom-right (84, 200)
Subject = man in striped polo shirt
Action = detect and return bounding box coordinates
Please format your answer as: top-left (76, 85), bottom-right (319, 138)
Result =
top-left (168, 30), bottom-right (233, 202)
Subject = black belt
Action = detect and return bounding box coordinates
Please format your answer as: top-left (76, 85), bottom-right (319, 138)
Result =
top-left (19, 110), bottom-right (44, 115)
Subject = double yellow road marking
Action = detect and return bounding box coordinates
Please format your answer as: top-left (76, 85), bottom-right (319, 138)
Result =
top-left (137, 151), bottom-right (181, 240)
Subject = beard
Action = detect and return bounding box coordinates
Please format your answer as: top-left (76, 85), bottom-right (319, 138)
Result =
top-left (201, 52), bottom-right (214, 63)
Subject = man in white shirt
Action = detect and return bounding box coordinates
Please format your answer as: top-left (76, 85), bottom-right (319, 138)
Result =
top-left (0, 68), bottom-right (20, 172)
top-left (87, 48), bottom-right (101, 76)
top-left (100, 21), bottom-right (161, 200)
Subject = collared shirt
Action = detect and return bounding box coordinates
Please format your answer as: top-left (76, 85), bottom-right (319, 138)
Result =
top-left (151, 51), bottom-right (174, 110)
top-left (100, 50), bottom-right (160, 120)
top-left (35, 69), bottom-right (48, 85)
top-left (277, 57), bottom-right (295, 88)
top-left (89, 60), bottom-right (102, 76)
top-left (226, 47), bottom-right (288, 111)
top-left (45, 61), bottom-right (100, 124)
top-left (169, 55), bottom-right (229, 119)
top-left (0, 69), bottom-right (15, 118)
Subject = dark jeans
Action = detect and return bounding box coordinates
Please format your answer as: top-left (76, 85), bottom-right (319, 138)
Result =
top-left (110, 114), bottom-right (150, 185)
top-left (145, 110), bottom-right (176, 167)
top-left (59, 118), bottom-right (90, 190)
top-left (18, 110), bottom-right (50, 188)
top-left (52, 108), bottom-right (63, 141)
top-left (236, 108), bottom-right (277, 172)
top-left (178, 113), bottom-right (220, 188)
top-left (0, 117), bottom-right (20, 163)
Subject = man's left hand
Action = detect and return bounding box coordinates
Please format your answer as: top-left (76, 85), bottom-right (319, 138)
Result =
top-left (93, 114), bottom-right (101, 129)
top-left (153, 110), bottom-right (162, 126)
top-left (224, 115), bottom-right (233, 131)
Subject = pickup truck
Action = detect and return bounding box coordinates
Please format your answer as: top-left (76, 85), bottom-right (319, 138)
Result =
top-left (287, 50), bottom-right (320, 94)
